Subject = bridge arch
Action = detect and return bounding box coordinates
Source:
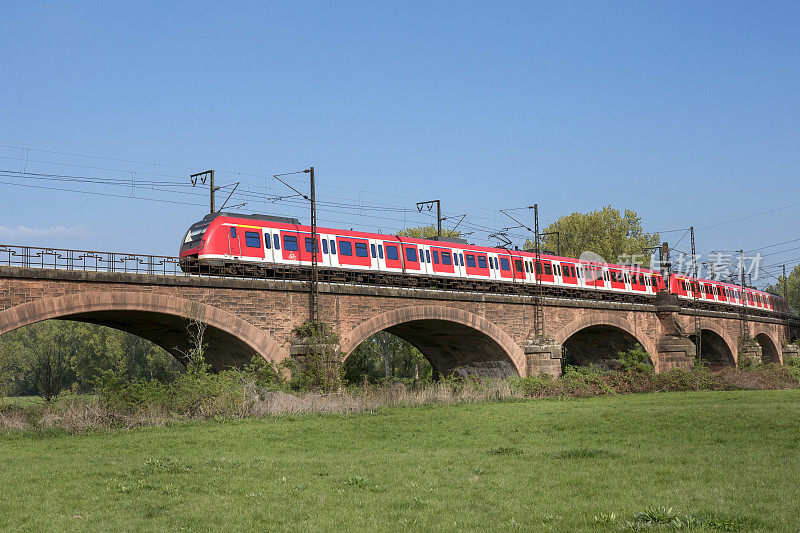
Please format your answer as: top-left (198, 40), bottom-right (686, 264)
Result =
top-left (753, 330), bottom-right (781, 364)
top-left (690, 324), bottom-right (736, 369)
top-left (0, 291), bottom-right (286, 370)
top-left (340, 305), bottom-right (525, 379)
top-left (555, 313), bottom-right (655, 370)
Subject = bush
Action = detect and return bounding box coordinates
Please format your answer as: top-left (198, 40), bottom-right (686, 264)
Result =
top-left (615, 344), bottom-right (654, 373)
top-left (290, 322), bottom-right (343, 393)
top-left (243, 355), bottom-right (286, 391)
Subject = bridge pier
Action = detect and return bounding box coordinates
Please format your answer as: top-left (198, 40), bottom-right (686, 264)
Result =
top-left (783, 343), bottom-right (800, 362)
top-left (738, 338), bottom-right (763, 366)
top-left (655, 292), bottom-right (696, 371)
top-left (523, 336), bottom-right (563, 378)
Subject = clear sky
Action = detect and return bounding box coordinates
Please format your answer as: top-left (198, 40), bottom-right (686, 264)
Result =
top-left (1, 2), bottom-right (799, 287)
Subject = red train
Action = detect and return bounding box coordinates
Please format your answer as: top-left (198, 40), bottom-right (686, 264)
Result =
top-left (179, 212), bottom-right (790, 316)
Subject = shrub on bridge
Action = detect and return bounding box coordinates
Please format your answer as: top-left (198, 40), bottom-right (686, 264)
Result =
top-left (290, 321), bottom-right (343, 393)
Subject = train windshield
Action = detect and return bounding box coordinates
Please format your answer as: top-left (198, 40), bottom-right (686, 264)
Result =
top-left (181, 222), bottom-right (209, 249)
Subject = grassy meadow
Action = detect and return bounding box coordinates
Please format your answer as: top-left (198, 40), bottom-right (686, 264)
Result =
top-left (1, 390), bottom-right (799, 531)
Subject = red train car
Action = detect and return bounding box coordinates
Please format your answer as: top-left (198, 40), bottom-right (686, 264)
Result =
top-left (179, 212), bottom-right (786, 316)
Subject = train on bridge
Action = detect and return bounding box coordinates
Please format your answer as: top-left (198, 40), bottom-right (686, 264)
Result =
top-left (179, 212), bottom-right (790, 317)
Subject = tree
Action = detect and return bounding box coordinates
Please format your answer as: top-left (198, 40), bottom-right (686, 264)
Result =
top-left (766, 263), bottom-right (800, 315)
top-left (524, 206), bottom-right (659, 266)
top-left (397, 225), bottom-right (462, 239)
top-left (342, 331), bottom-right (433, 384)
top-left (0, 345), bottom-right (14, 398)
top-left (28, 346), bottom-right (68, 402)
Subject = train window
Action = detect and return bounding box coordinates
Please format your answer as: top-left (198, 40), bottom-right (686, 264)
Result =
top-left (339, 241), bottom-right (353, 256)
top-left (433, 251), bottom-right (439, 264)
top-left (330, 240), bottom-right (336, 254)
top-left (273, 234), bottom-right (280, 250)
top-left (370, 244), bottom-right (376, 258)
top-left (488, 257), bottom-right (494, 269)
top-left (386, 245), bottom-right (398, 261)
top-left (355, 242), bottom-right (369, 257)
top-left (544, 264), bottom-right (552, 275)
top-left (536, 262), bottom-right (543, 275)
top-left (230, 227), bottom-right (237, 239)
top-left (494, 257), bottom-right (499, 269)
top-left (264, 233), bottom-right (271, 249)
top-left (304, 237), bottom-right (317, 253)
top-left (442, 251), bottom-right (452, 265)
top-left (245, 231), bottom-right (261, 248)
top-left (515, 259), bottom-right (523, 272)
top-left (477, 256), bottom-right (487, 269)
top-left (459, 254), bottom-right (464, 266)
top-left (406, 247), bottom-right (417, 262)
top-left (322, 239), bottom-right (328, 254)
top-left (378, 245), bottom-right (384, 259)
top-left (425, 250), bottom-right (431, 263)
top-left (283, 235), bottom-right (298, 251)
top-left (499, 257), bottom-right (510, 271)
top-left (466, 254), bottom-right (476, 268)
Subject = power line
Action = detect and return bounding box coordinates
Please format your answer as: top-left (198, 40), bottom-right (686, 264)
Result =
top-left (696, 200), bottom-right (800, 231)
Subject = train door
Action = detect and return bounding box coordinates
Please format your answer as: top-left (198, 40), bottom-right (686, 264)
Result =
top-left (486, 253), bottom-right (498, 280)
top-left (370, 240), bottom-right (386, 271)
top-left (551, 262), bottom-right (563, 286)
top-left (262, 229), bottom-right (274, 263)
top-left (325, 236), bottom-right (339, 268)
top-left (417, 245), bottom-right (432, 275)
top-left (227, 226), bottom-right (241, 258)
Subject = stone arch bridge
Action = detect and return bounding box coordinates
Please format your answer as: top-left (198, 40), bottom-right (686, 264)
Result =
top-left (1, 266), bottom-right (797, 378)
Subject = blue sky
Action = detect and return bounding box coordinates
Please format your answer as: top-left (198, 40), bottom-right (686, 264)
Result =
top-left (1, 2), bottom-right (799, 286)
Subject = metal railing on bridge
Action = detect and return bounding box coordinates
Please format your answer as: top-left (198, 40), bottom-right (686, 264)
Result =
top-left (0, 244), bottom-right (184, 276)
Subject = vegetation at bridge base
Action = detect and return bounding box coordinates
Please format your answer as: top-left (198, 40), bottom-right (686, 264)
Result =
top-left (3, 318), bottom-right (800, 433)
top-left (2, 390), bottom-right (799, 531)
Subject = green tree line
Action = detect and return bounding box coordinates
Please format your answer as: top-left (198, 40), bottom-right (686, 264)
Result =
top-left (0, 321), bottom-right (183, 399)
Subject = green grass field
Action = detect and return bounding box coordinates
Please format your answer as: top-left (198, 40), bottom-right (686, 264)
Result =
top-left (1, 390), bottom-right (799, 531)
top-left (0, 395), bottom-right (47, 408)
